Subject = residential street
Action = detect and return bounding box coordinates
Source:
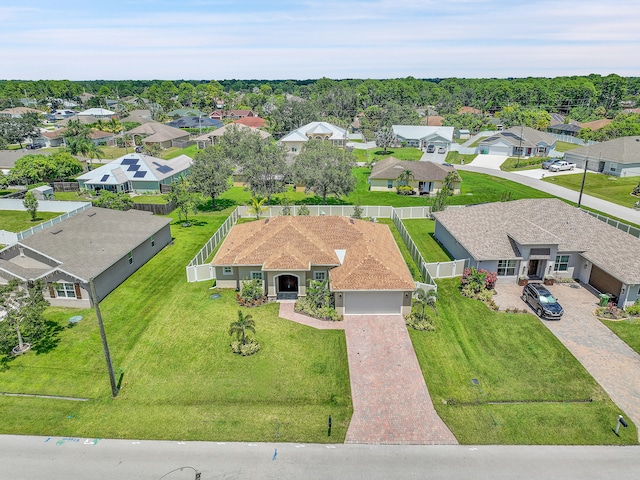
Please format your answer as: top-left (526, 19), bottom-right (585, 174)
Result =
top-left (457, 162), bottom-right (640, 225)
top-left (2, 435), bottom-right (640, 480)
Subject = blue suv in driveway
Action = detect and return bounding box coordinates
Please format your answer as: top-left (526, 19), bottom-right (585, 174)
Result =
top-left (521, 283), bottom-right (564, 319)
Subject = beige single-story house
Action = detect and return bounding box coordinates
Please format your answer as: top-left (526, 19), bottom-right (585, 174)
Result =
top-left (193, 123), bottom-right (271, 150)
top-left (368, 157), bottom-right (460, 195)
top-left (0, 107), bottom-right (43, 118)
top-left (563, 136), bottom-right (640, 177)
top-left (127, 122), bottom-right (190, 148)
top-left (211, 216), bottom-right (415, 315)
top-left (477, 126), bottom-right (556, 156)
top-left (0, 207), bottom-right (171, 308)
top-left (433, 198), bottom-right (640, 308)
top-left (278, 122), bottom-right (347, 155)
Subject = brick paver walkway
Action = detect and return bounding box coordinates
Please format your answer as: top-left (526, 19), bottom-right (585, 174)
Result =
top-left (279, 302), bottom-right (458, 445)
top-left (495, 282), bottom-right (640, 441)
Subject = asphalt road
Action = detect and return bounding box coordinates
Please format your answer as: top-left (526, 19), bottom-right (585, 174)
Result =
top-left (2, 435), bottom-right (640, 480)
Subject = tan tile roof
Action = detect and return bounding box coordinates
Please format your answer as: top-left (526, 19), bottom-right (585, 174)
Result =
top-left (212, 216), bottom-right (415, 291)
top-left (433, 199), bottom-right (640, 284)
top-left (579, 118), bottom-right (612, 131)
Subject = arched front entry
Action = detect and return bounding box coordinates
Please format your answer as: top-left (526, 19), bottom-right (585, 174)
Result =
top-left (277, 274), bottom-right (299, 300)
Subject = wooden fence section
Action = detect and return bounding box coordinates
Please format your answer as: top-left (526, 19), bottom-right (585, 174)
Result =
top-left (133, 200), bottom-right (176, 216)
top-left (52, 182), bottom-right (80, 192)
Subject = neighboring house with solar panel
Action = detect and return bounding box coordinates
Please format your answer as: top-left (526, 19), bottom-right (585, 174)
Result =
top-left (76, 153), bottom-right (192, 194)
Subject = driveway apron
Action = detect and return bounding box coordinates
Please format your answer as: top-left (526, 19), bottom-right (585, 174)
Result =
top-left (494, 283), bottom-right (640, 440)
top-left (342, 314), bottom-right (457, 445)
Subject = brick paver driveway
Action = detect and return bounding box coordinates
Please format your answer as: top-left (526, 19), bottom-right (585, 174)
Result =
top-left (279, 303), bottom-right (457, 444)
top-left (495, 282), bottom-right (640, 440)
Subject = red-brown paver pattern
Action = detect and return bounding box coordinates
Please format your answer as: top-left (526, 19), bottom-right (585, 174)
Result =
top-left (495, 282), bottom-right (640, 441)
top-left (343, 314), bottom-right (457, 444)
top-left (279, 302), bottom-right (457, 445)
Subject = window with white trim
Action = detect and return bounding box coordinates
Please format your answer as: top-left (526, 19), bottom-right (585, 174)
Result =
top-left (128, 251), bottom-right (133, 265)
top-left (554, 255), bottom-right (570, 272)
top-left (387, 180), bottom-right (393, 189)
top-left (150, 235), bottom-right (155, 247)
top-left (497, 259), bottom-right (516, 276)
top-left (56, 283), bottom-right (76, 298)
top-left (314, 271), bottom-right (326, 281)
top-left (251, 271), bottom-right (263, 281)
top-left (223, 266), bottom-right (233, 275)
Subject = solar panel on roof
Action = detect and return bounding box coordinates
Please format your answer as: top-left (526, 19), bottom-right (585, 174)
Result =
top-left (121, 158), bottom-right (139, 165)
top-left (133, 171), bottom-right (147, 178)
top-left (100, 174), bottom-right (109, 182)
top-left (156, 165), bottom-right (174, 174)
top-left (127, 165), bottom-right (140, 171)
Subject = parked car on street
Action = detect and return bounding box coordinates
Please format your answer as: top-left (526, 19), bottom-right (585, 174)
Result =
top-left (542, 159), bottom-right (562, 169)
top-left (521, 283), bottom-right (564, 319)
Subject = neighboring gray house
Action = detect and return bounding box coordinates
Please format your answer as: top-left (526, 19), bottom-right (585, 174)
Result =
top-left (433, 199), bottom-right (640, 308)
top-left (0, 207), bottom-right (171, 308)
top-left (127, 122), bottom-right (190, 148)
top-left (76, 153), bottom-right (192, 194)
top-left (391, 125), bottom-right (454, 150)
top-left (563, 136), bottom-right (640, 177)
top-left (477, 126), bottom-right (556, 156)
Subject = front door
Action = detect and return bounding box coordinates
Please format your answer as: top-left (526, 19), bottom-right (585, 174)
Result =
top-left (278, 275), bottom-right (298, 293)
top-left (528, 260), bottom-right (539, 277)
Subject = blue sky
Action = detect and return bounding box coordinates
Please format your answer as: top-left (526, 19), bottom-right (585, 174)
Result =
top-left (1, 0), bottom-right (638, 80)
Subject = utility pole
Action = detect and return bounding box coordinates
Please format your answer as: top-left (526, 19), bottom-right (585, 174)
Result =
top-left (516, 124), bottom-right (524, 168)
top-left (577, 157), bottom-right (589, 208)
top-left (89, 279), bottom-right (119, 398)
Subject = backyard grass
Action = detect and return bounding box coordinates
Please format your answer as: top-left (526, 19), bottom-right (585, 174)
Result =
top-left (544, 172), bottom-right (640, 209)
top-left (554, 141), bottom-right (582, 152)
top-left (0, 208), bottom-right (352, 443)
top-left (133, 195), bottom-right (168, 204)
top-left (376, 218), bottom-right (421, 281)
top-left (161, 144), bottom-right (199, 160)
top-left (601, 319), bottom-right (640, 356)
top-left (402, 219), bottom-right (453, 262)
top-left (410, 279), bottom-right (637, 444)
top-left (0, 210), bottom-right (64, 232)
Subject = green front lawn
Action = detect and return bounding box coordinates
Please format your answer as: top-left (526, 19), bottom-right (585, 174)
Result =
top-left (544, 173), bottom-right (640, 209)
top-left (501, 157), bottom-right (548, 172)
top-left (601, 319), bottom-right (640, 356)
top-left (352, 147), bottom-right (423, 164)
top-left (445, 151), bottom-right (477, 165)
top-left (454, 171), bottom-right (554, 205)
top-left (410, 279), bottom-right (636, 444)
top-left (0, 210), bottom-right (64, 232)
top-left (0, 208), bottom-right (352, 443)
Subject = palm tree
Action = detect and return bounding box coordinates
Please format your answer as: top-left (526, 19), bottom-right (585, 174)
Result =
top-left (413, 288), bottom-right (438, 320)
top-left (397, 169), bottom-right (414, 186)
top-left (229, 310), bottom-right (256, 345)
top-left (247, 196), bottom-right (267, 219)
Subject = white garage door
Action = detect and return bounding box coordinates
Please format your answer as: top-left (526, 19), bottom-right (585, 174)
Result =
top-left (344, 292), bottom-right (403, 315)
top-left (489, 145), bottom-right (511, 155)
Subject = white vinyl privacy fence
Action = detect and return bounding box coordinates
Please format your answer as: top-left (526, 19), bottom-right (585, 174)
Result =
top-left (186, 205), bottom-right (469, 289)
